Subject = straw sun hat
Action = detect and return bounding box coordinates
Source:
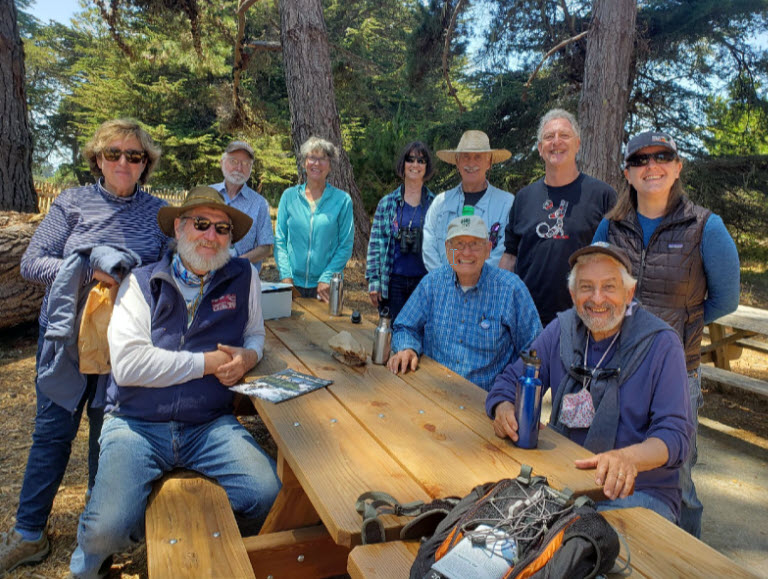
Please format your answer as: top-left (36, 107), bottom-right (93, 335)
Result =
top-left (436, 130), bottom-right (512, 165)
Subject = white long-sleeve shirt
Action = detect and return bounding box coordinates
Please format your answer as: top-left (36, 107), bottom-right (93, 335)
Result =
top-left (108, 264), bottom-right (265, 387)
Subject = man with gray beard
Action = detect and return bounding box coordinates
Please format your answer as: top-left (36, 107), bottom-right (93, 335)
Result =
top-left (68, 187), bottom-right (280, 578)
top-left (487, 242), bottom-right (693, 524)
top-left (210, 140), bottom-right (273, 270)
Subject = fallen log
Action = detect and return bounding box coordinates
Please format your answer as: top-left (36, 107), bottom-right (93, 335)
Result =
top-left (0, 212), bottom-right (45, 330)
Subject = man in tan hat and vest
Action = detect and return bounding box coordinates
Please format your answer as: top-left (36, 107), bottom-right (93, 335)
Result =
top-left (68, 186), bottom-right (280, 578)
top-left (422, 130), bottom-right (514, 271)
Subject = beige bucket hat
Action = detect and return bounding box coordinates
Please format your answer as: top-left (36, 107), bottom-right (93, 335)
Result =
top-left (157, 186), bottom-right (253, 243)
top-left (436, 130), bottom-right (512, 165)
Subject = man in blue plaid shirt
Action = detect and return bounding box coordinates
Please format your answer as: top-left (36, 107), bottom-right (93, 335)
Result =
top-left (388, 216), bottom-right (542, 391)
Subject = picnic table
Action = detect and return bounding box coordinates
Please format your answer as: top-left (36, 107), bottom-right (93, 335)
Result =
top-left (702, 304), bottom-right (768, 397)
top-left (239, 298), bottom-right (758, 577)
top-left (147, 297), bottom-right (760, 578)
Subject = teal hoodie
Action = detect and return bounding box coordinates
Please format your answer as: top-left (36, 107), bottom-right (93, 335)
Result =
top-left (275, 182), bottom-right (354, 287)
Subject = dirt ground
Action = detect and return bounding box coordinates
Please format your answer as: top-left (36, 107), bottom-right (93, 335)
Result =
top-left (1, 259), bottom-right (767, 578)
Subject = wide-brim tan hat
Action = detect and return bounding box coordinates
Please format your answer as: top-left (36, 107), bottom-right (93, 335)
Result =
top-left (157, 186), bottom-right (253, 243)
top-left (436, 130), bottom-right (512, 165)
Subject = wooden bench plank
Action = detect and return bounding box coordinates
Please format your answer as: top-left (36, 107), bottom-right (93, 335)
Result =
top-left (348, 541), bottom-right (419, 579)
top-left (245, 525), bottom-right (349, 579)
top-left (250, 328), bottom-right (429, 547)
top-left (297, 299), bottom-right (602, 500)
top-left (701, 365), bottom-right (768, 398)
top-left (146, 471), bottom-right (255, 579)
top-left (268, 307), bottom-right (542, 499)
top-left (602, 507), bottom-right (760, 578)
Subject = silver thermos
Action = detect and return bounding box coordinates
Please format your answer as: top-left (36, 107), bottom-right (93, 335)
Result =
top-left (372, 308), bottom-right (393, 364)
top-left (329, 272), bottom-right (344, 316)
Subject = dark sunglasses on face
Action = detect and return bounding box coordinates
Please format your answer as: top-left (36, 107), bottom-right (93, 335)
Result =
top-left (625, 151), bottom-right (677, 167)
top-left (102, 148), bottom-right (147, 164)
top-left (184, 216), bottom-right (233, 236)
top-left (405, 155), bottom-right (427, 165)
top-left (568, 364), bottom-right (620, 381)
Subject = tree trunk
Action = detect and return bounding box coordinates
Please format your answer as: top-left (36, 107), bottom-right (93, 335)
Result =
top-left (279, 0), bottom-right (370, 258)
top-left (577, 0), bottom-right (637, 193)
top-left (0, 213), bottom-right (44, 328)
top-left (0, 0), bottom-right (36, 212)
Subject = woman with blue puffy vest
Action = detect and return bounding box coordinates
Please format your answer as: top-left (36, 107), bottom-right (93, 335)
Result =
top-left (593, 130), bottom-right (740, 539)
top-left (274, 136), bottom-right (354, 303)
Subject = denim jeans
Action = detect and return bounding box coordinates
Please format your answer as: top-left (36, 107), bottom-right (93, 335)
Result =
top-left (678, 367), bottom-right (704, 538)
top-left (296, 285), bottom-right (317, 299)
top-left (70, 413), bottom-right (281, 578)
top-left (596, 490), bottom-right (676, 523)
top-left (15, 326), bottom-right (103, 536)
top-left (380, 273), bottom-right (424, 322)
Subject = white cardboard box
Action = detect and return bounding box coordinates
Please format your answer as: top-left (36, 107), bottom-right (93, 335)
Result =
top-left (261, 282), bottom-right (293, 320)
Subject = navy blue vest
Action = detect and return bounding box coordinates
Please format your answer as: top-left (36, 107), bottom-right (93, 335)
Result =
top-left (106, 253), bottom-right (251, 423)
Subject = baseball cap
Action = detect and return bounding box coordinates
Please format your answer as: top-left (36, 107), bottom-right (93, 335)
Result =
top-left (446, 215), bottom-right (489, 241)
top-left (624, 131), bottom-right (677, 162)
top-left (224, 140), bottom-right (255, 159)
top-left (569, 242), bottom-right (633, 275)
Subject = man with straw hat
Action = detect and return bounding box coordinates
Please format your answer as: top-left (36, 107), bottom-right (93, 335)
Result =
top-left (68, 186), bottom-right (280, 578)
top-left (422, 130), bottom-right (514, 270)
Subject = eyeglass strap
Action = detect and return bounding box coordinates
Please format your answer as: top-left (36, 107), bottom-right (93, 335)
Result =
top-left (583, 330), bottom-right (621, 388)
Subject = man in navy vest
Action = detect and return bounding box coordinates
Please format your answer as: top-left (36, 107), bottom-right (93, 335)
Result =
top-left (69, 187), bottom-right (281, 578)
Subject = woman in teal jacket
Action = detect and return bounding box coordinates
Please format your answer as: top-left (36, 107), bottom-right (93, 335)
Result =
top-left (275, 136), bottom-right (354, 302)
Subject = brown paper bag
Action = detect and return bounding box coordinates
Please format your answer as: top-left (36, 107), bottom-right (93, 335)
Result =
top-left (78, 282), bottom-right (118, 374)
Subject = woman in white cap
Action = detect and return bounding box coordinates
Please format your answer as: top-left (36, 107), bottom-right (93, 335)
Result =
top-left (422, 130), bottom-right (513, 271)
top-left (592, 130), bottom-right (740, 539)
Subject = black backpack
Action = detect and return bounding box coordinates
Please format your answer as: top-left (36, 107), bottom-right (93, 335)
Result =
top-left (356, 465), bottom-right (621, 579)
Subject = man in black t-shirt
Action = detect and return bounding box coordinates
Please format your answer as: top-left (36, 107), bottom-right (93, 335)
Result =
top-left (499, 109), bottom-right (616, 325)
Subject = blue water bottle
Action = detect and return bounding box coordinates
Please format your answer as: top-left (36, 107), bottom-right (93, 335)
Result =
top-left (514, 350), bottom-right (543, 449)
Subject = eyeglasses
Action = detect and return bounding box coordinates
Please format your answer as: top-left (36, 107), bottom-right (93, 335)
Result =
top-left (625, 151), bottom-right (677, 167)
top-left (568, 364), bottom-right (620, 381)
top-left (306, 156), bottom-right (329, 165)
top-left (102, 148), bottom-right (147, 164)
top-left (183, 216), bottom-right (233, 236)
top-left (405, 155), bottom-right (427, 165)
top-left (449, 240), bottom-right (487, 252)
top-left (224, 157), bottom-right (253, 168)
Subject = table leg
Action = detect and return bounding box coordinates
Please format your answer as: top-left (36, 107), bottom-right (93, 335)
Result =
top-left (708, 323), bottom-right (731, 370)
top-left (260, 453), bottom-right (321, 534)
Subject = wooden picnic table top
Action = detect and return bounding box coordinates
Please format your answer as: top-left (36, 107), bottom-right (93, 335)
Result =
top-left (247, 298), bottom-right (601, 549)
top-left (710, 304), bottom-right (768, 336)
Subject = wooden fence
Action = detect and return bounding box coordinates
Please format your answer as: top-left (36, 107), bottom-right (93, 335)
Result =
top-left (35, 182), bottom-right (188, 214)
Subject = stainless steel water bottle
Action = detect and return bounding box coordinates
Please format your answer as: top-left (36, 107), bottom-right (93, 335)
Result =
top-left (514, 350), bottom-right (543, 449)
top-left (328, 272), bottom-right (344, 316)
top-left (371, 308), bottom-right (393, 364)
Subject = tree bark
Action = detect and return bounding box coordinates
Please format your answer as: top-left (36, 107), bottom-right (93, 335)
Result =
top-left (0, 213), bottom-right (44, 328)
top-left (577, 0), bottom-right (637, 193)
top-left (279, 0), bottom-right (371, 258)
top-left (0, 0), bottom-right (36, 212)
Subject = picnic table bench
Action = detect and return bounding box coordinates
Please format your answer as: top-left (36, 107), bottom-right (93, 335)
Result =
top-left (147, 297), bottom-right (759, 578)
top-left (702, 304), bottom-right (768, 398)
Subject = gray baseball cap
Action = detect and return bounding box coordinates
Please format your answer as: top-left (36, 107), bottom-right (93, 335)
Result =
top-left (224, 140), bottom-right (254, 159)
top-left (446, 215), bottom-right (489, 241)
top-left (624, 131), bottom-right (677, 162)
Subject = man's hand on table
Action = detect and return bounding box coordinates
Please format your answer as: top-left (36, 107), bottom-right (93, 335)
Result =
top-left (387, 349), bottom-right (419, 375)
top-left (492, 401), bottom-right (519, 442)
top-left (212, 344), bottom-right (260, 386)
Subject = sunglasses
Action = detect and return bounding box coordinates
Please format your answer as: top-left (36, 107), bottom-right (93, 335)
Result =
top-left (102, 148), bottom-right (147, 164)
top-left (489, 222), bottom-right (501, 248)
top-left (568, 364), bottom-right (620, 381)
top-left (625, 151), bottom-right (677, 167)
top-left (405, 155), bottom-right (427, 165)
top-left (183, 216), bottom-right (233, 236)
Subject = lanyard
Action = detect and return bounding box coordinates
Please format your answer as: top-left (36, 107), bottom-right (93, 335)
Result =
top-left (582, 330), bottom-right (620, 389)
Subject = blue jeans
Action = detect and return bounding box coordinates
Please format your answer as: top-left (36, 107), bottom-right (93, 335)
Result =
top-left (15, 327), bottom-right (103, 536)
top-left (380, 273), bottom-right (424, 322)
top-left (596, 490), bottom-right (676, 523)
top-left (678, 367), bottom-right (703, 538)
top-left (70, 413), bottom-right (281, 578)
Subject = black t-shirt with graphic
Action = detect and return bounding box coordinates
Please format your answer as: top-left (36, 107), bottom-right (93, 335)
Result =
top-left (504, 173), bottom-right (616, 325)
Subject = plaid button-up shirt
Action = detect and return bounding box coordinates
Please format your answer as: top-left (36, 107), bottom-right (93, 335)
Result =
top-left (392, 264), bottom-right (542, 391)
